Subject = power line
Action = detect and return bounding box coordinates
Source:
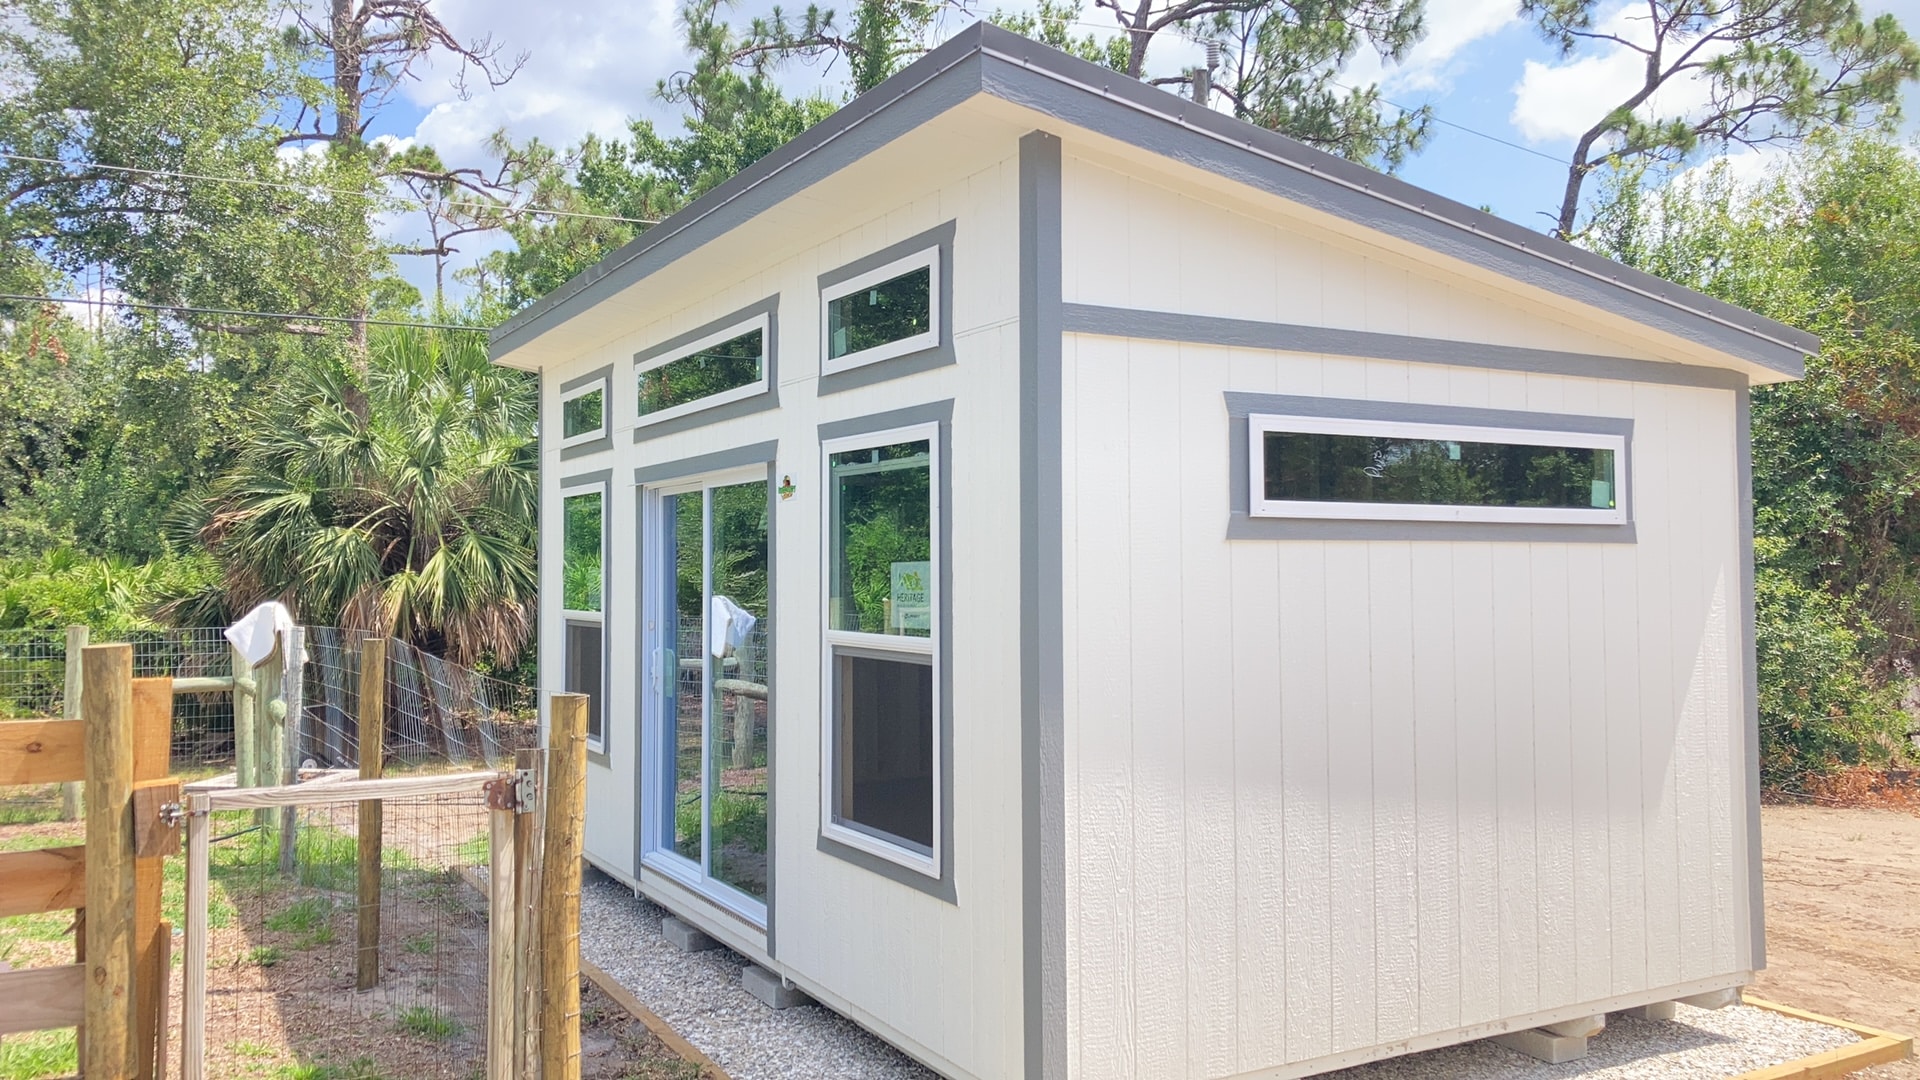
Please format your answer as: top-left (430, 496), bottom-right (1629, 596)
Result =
top-left (0, 151), bottom-right (661, 226)
top-left (0, 292), bottom-right (487, 332)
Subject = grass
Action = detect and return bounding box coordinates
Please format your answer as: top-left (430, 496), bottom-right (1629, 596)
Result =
top-left (0, 1031), bottom-right (76, 1080)
top-left (395, 1005), bottom-right (462, 1040)
top-left (248, 944), bottom-right (287, 967)
top-left (403, 931), bottom-right (437, 956)
top-left (263, 896), bottom-right (332, 934)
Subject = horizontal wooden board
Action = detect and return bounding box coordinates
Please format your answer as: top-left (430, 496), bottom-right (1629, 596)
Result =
top-left (204, 770), bottom-right (502, 810)
top-left (0, 963), bottom-right (85, 1035)
top-left (0, 719), bottom-right (86, 786)
top-left (0, 845), bottom-right (85, 917)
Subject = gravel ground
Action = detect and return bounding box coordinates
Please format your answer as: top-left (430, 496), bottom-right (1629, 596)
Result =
top-left (580, 867), bottom-right (1867, 1080)
top-left (579, 869), bottom-right (936, 1080)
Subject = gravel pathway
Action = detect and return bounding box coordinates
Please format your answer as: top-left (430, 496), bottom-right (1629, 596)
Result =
top-left (579, 870), bottom-right (935, 1080)
top-left (580, 868), bottom-right (1863, 1080)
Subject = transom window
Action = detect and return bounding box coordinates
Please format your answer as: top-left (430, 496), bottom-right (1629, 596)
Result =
top-left (636, 314), bottom-right (770, 426)
top-left (821, 425), bottom-right (940, 874)
top-left (1249, 413), bottom-right (1627, 525)
top-left (560, 380), bottom-right (607, 447)
top-left (821, 247), bottom-right (939, 371)
top-left (562, 489), bottom-right (606, 748)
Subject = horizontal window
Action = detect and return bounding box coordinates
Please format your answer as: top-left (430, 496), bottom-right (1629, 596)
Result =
top-left (560, 380), bottom-right (607, 446)
top-left (1249, 414), bottom-right (1627, 525)
top-left (822, 247), bottom-right (939, 371)
top-left (832, 650), bottom-right (934, 854)
top-left (636, 315), bottom-right (770, 426)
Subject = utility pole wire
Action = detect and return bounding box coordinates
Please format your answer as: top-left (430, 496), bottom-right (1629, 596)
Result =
top-left (0, 292), bottom-right (488, 332)
top-left (0, 151), bottom-right (661, 226)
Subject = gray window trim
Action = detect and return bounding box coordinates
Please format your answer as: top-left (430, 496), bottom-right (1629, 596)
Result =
top-left (814, 398), bottom-right (956, 903)
top-left (633, 441), bottom-right (781, 487)
top-left (1225, 392), bottom-right (1638, 543)
top-left (817, 221), bottom-right (957, 396)
top-left (558, 475), bottom-right (612, 760)
top-left (559, 365), bottom-right (615, 460)
top-left (631, 295), bottom-right (780, 443)
top-left (1062, 305), bottom-right (1751, 391)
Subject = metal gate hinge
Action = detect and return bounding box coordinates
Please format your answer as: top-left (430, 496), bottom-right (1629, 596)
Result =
top-left (484, 768), bottom-right (539, 812)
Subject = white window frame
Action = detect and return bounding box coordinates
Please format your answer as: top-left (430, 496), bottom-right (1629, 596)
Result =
top-left (819, 246), bottom-right (941, 374)
top-left (1248, 413), bottom-right (1629, 525)
top-left (818, 421), bottom-right (941, 878)
top-left (634, 313), bottom-right (772, 429)
top-left (560, 486), bottom-right (608, 752)
top-left (558, 378), bottom-right (609, 450)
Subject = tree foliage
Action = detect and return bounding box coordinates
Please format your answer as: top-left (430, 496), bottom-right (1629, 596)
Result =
top-left (1588, 135), bottom-right (1920, 779)
top-left (181, 326), bottom-right (538, 664)
top-left (1526, 0), bottom-right (1920, 238)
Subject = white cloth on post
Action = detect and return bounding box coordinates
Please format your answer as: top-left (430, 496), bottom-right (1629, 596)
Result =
top-left (708, 595), bottom-right (758, 659)
top-left (223, 600), bottom-right (307, 667)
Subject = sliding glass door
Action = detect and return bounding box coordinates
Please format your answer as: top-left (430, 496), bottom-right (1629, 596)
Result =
top-left (641, 471), bottom-right (770, 921)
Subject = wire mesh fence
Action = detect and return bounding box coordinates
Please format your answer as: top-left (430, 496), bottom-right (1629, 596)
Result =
top-left (193, 793), bottom-right (495, 1079)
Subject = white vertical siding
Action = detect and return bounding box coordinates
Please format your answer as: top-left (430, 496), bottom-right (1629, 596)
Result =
top-left (1058, 325), bottom-right (1752, 1078)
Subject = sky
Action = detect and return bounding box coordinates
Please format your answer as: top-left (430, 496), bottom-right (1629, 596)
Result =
top-left (358, 0), bottom-right (1920, 303)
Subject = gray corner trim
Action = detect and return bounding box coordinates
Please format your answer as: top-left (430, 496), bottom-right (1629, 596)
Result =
top-left (975, 33), bottom-right (1814, 376)
top-left (1738, 386), bottom-right (1765, 970)
top-left (632, 441), bottom-right (781, 486)
top-left (763, 460), bottom-right (779, 959)
top-left (561, 468), bottom-right (614, 489)
top-left (631, 296), bottom-right (782, 441)
top-left (1065, 305), bottom-right (1754, 391)
top-left (1224, 392), bottom-right (1637, 544)
top-left (494, 23), bottom-right (1812, 382)
top-left (815, 399), bottom-right (955, 440)
top-left (817, 221), bottom-right (958, 396)
top-left (1019, 129), bottom-right (1067, 1080)
top-left (561, 364), bottom-right (614, 394)
top-left (814, 405), bottom-right (957, 905)
top-left (491, 38), bottom-right (987, 358)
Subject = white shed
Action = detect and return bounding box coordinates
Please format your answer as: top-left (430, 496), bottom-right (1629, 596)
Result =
top-left (491, 23), bottom-right (1813, 1080)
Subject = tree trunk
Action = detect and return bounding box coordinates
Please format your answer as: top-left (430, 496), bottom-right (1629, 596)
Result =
top-left (331, 0), bottom-right (370, 356)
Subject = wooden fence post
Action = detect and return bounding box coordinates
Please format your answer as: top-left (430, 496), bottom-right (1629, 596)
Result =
top-left (231, 644), bottom-right (255, 791)
top-left (355, 636), bottom-right (386, 992)
top-left (131, 676), bottom-right (173, 1080)
top-left (82, 643), bottom-right (136, 1079)
top-left (540, 693), bottom-right (588, 1080)
top-left (278, 626), bottom-right (305, 876)
top-left (488, 794), bottom-right (519, 1080)
top-left (514, 746), bottom-right (545, 1078)
top-left (60, 625), bottom-right (87, 821)
top-left (181, 791), bottom-right (210, 1080)
top-left (253, 642), bottom-right (282, 826)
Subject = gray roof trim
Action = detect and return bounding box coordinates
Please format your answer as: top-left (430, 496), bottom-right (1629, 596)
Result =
top-left (492, 22), bottom-right (1815, 379)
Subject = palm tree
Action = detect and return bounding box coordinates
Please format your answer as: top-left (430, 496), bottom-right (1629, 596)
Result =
top-left (185, 326), bottom-right (537, 665)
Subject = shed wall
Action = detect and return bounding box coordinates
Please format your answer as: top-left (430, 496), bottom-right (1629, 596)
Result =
top-left (1057, 153), bottom-right (1754, 1079)
top-left (537, 119), bottom-right (1032, 1080)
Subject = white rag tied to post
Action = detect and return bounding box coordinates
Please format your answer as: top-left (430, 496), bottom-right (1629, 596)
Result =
top-left (223, 600), bottom-right (308, 667)
top-left (709, 595), bottom-right (758, 659)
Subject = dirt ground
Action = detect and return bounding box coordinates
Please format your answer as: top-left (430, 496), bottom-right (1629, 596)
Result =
top-left (1752, 804), bottom-right (1920, 1079)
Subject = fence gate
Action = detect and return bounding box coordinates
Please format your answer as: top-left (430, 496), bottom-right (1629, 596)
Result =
top-left (177, 690), bottom-right (589, 1080)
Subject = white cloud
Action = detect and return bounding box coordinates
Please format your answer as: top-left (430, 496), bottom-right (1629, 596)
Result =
top-left (392, 0), bottom-right (684, 170)
top-left (1508, 1), bottom-right (1730, 144)
top-left (1343, 0), bottom-right (1520, 95)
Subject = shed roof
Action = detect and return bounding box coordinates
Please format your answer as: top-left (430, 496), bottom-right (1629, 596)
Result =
top-left (490, 21), bottom-right (1816, 379)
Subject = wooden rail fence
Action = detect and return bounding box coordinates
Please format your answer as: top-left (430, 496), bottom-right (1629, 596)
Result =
top-left (0, 643), bottom-right (178, 1078)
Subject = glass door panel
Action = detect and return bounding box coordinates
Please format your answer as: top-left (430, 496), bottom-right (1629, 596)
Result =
top-left (709, 481), bottom-right (769, 900)
top-left (644, 475), bottom-right (770, 919)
